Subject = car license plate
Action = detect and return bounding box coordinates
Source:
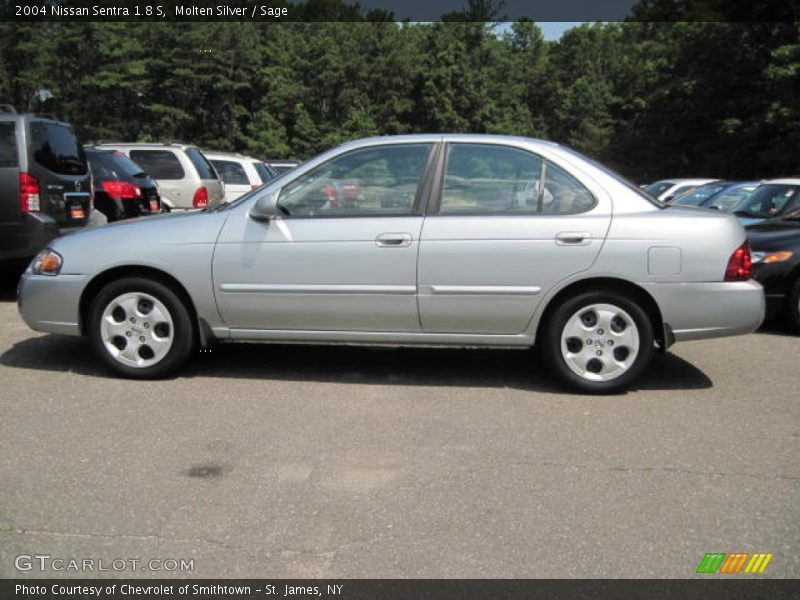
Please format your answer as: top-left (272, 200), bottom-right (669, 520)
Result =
top-left (150, 199), bottom-right (159, 212)
top-left (70, 206), bottom-right (85, 219)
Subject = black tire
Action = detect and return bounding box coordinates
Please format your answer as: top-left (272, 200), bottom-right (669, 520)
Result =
top-left (540, 290), bottom-right (655, 394)
top-left (787, 277), bottom-right (800, 334)
top-left (88, 277), bottom-right (195, 378)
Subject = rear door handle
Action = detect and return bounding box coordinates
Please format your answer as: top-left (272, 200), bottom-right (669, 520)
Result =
top-left (555, 231), bottom-right (591, 246)
top-left (375, 233), bottom-right (412, 248)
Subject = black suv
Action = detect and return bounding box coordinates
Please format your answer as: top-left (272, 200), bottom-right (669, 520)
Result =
top-left (0, 105), bottom-right (91, 270)
top-left (85, 148), bottom-right (162, 222)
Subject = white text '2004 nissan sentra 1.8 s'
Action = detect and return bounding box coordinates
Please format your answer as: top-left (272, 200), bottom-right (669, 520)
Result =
top-left (18, 135), bottom-right (764, 393)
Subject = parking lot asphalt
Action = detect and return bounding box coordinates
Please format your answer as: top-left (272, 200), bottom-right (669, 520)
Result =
top-left (0, 274), bottom-right (798, 579)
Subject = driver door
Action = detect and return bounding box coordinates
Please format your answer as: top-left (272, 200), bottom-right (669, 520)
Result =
top-left (212, 142), bottom-right (435, 332)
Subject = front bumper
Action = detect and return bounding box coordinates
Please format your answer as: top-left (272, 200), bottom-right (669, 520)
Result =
top-left (641, 280), bottom-right (765, 341)
top-left (17, 272), bottom-right (88, 336)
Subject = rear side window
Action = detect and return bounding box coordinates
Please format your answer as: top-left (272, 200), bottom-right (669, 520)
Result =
top-left (440, 144), bottom-right (594, 215)
top-left (0, 122), bottom-right (18, 167)
top-left (31, 121), bottom-right (87, 175)
top-left (129, 150), bottom-right (184, 179)
top-left (211, 159), bottom-right (249, 185)
top-left (185, 148), bottom-right (218, 180)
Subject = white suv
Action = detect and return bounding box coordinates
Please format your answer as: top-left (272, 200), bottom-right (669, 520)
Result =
top-left (204, 151), bottom-right (277, 203)
top-left (96, 143), bottom-right (224, 210)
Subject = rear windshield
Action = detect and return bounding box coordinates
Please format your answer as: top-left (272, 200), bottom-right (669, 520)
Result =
top-left (31, 121), bottom-right (87, 175)
top-left (88, 150), bottom-right (147, 180)
top-left (129, 150), bottom-right (185, 179)
top-left (253, 161), bottom-right (275, 183)
top-left (185, 148), bottom-right (218, 180)
top-left (211, 159), bottom-right (249, 185)
top-left (0, 122), bottom-right (18, 167)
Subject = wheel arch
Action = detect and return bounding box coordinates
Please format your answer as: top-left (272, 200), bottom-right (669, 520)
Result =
top-left (79, 266), bottom-right (199, 338)
top-left (534, 277), bottom-right (667, 349)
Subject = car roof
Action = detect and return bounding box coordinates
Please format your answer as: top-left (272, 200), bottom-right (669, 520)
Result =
top-left (763, 178), bottom-right (800, 185)
top-left (204, 151), bottom-right (259, 161)
top-left (336, 133), bottom-right (562, 151)
top-left (95, 142), bottom-right (197, 150)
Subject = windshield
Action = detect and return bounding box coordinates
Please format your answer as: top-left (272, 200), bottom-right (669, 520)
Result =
top-left (705, 185), bottom-right (757, 212)
top-left (733, 184), bottom-right (800, 218)
top-left (672, 182), bottom-right (730, 206)
top-left (643, 181), bottom-right (674, 197)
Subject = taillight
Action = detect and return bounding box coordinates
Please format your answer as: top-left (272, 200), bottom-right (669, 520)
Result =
top-left (725, 241), bottom-right (752, 281)
top-left (19, 173), bottom-right (40, 212)
top-left (101, 180), bottom-right (141, 199)
top-left (193, 186), bottom-right (208, 209)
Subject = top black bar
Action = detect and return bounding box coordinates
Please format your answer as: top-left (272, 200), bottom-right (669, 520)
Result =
top-left (1, 0), bottom-right (798, 22)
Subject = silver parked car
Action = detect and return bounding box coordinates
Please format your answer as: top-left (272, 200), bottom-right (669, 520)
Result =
top-left (18, 135), bottom-right (764, 393)
top-left (96, 142), bottom-right (224, 210)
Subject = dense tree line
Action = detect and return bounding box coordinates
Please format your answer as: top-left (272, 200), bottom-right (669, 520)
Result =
top-left (0, 13), bottom-right (798, 181)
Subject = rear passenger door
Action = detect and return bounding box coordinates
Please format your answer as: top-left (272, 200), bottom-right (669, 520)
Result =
top-left (417, 142), bottom-right (610, 335)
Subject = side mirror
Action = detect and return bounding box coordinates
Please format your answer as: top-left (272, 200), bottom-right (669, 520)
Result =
top-left (249, 191), bottom-right (279, 221)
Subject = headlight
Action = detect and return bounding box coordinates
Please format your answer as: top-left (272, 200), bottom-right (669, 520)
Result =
top-left (30, 248), bottom-right (63, 276)
top-left (751, 250), bottom-right (793, 264)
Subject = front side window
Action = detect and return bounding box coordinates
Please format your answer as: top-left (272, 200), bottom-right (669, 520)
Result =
top-left (211, 159), bottom-right (250, 185)
top-left (276, 144), bottom-right (432, 217)
top-left (440, 144), bottom-right (594, 215)
top-left (129, 150), bottom-right (185, 180)
top-left (31, 121), bottom-right (87, 175)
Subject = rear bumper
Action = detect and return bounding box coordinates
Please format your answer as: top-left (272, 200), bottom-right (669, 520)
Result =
top-left (17, 272), bottom-right (88, 336)
top-left (641, 280), bottom-right (765, 341)
top-left (0, 213), bottom-right (60, 269)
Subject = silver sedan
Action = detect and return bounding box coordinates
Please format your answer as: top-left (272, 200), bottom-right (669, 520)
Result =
top-left (18, 135), bottom-right (765, 393)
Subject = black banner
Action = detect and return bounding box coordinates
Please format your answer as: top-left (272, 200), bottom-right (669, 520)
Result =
top-left (1, 0), bottom-right (798, 22)
top-left (3, 580), bottom-right (800, 600)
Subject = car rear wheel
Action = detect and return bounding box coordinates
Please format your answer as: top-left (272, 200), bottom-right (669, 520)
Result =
top-left (88, 277), bottom-right (194, 378)
top-left (541, 290), bottom-right (655, 393)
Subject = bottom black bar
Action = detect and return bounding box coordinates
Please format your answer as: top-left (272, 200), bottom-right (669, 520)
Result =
top-left (2, 579), bottom-right (799, 600)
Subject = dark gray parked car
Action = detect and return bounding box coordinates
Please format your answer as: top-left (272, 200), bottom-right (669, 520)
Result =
top-left (0, 105), bottom-right (91, 271)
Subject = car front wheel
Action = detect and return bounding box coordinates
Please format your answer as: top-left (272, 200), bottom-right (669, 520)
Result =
top-left (541, 290), bottom-right (655, 393)
top-left (88, 277), bottom-right (194, 378)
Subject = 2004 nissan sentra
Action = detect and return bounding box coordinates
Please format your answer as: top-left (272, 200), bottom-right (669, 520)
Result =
top-left (18, 135), bottom-right (765, 393)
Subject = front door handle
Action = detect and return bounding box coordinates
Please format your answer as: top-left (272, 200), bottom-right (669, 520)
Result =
top-left (375, 233), bottom-right (412, 248)
top-left (555, 231), bottom-right (592, 246)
